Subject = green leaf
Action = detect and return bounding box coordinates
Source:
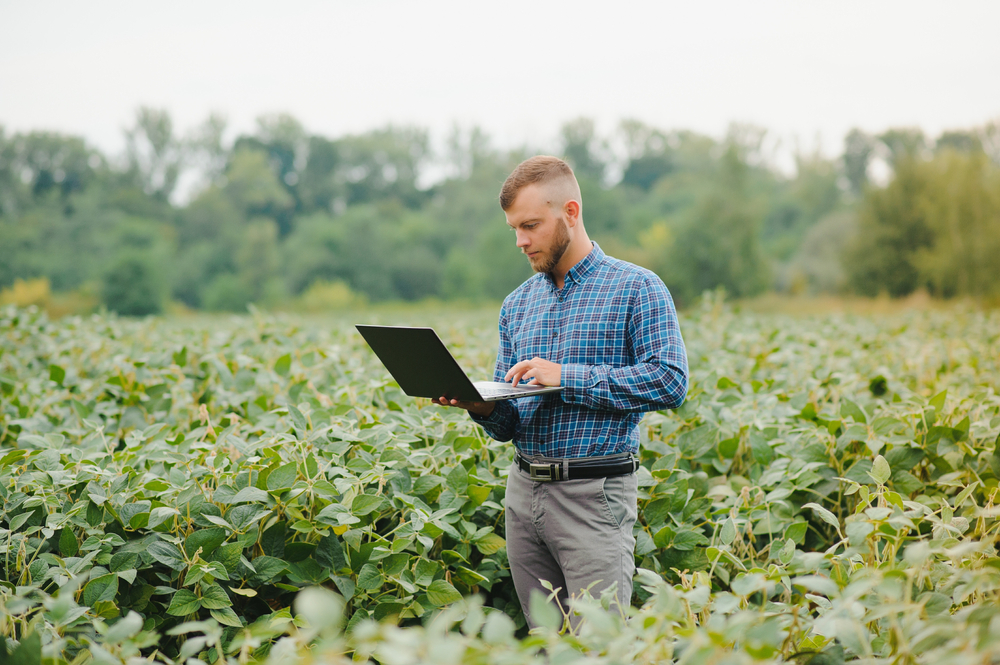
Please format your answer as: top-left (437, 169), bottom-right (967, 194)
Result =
top-left (802, 502), bottom-right (842, 536)
top-left (184, 528), bottom-right (227, 558)
top-left (720, 518), bottom-right (736, 546)
top-left (167, 589), bottom-right (201, 616)
top-left (643, 498), bottom-right (671, 527)
top-left (676, 425), bottom-right (716, 459)
top-left (4, 630), bottom-right (41, 665)
top-left (83, 574), bottom-right (119, 606)
top-left (528, 589), bottom-right (561, 630)
top-left (750, 430), bottom-right (775, 465)
top-left (868, 455), bottom-right (891, 486)
top-left (314, 534), bottom-right (349, 571)
top-left (249, 555), bottom-right (288, 584)
top-left (474, 532), bottom-right (506, 555)
top-left (784, 522), bottom-right (808, 545)
top-left (467, 485), bottom-right (491, 507)
top-left (229, 486), bottom-right (270, 504)
top-left (210, 606), bottom-right (244, 627)
top-left (287, 404), bottom-right (308, 432)
top-left (59, 527), bottom-right (79, 557)
top-left (840, 399), bottom-right (867, 424)
top-left (110, 551), bottom-right (139, 572)
top-left (267, 462), bottom-right (298, 491)
top-left (446, 465), bottom-right (469, 495)
top-left (351, 494), bottom-right (386, 516)
top-left (172, 346), bottom-right (188, 366)
top-left (200, 584), bottom-right (232, 609)
top-left (209, 542), bottom-right (244, 574)
top-left (147, 506), bottom-right (179, 530)
top-left (8, 512), bottom-right (31, 532)
top-left (426, 579), bottom-right (462, 606)
top-left (929, 390), bottom-right (947, 414)
top-left (147, 541), bottom-right (186, 570)
top-left (953, 481), bottom-right (980, 508)
top-left (672, 529), bottom-right (709, 551)
top-left (274, 353), bottom-right (292, 376)
top-left (845, 521), bottom-right (874, 547)
top-left (357, 563), bottom-right (383, 591)
top-left (791, 575), bottom-right (839, 597)
top-left (49, 364), bottom-right (66, 386)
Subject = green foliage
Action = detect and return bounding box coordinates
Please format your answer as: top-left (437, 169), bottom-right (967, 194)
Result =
top-left (2, 301), bottom-right (1000, 663)
top-left (846, 149), bottom-right (1000, 298)
top-left (100, 252), bottom-right (165, 316)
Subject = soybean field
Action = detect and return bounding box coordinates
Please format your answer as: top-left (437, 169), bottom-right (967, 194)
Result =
top-left (1, 301), bottom-right (1000, 664)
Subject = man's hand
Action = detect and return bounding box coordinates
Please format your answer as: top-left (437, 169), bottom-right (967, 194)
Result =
top-left (435, 397), bottom-right (495, 417)
top-left (505, 357), bottom-right (561, 387)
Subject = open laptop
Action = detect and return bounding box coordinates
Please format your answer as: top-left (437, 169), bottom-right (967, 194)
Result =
top-left (356, 325), bottom-right (564, 402)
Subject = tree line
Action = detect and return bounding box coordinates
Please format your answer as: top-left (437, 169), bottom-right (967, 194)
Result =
top-left (1, 111), bottom-right (998, 315)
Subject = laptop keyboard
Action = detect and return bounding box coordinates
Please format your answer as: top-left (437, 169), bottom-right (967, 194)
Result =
top-left (478, 384), bottom-right (544, 397)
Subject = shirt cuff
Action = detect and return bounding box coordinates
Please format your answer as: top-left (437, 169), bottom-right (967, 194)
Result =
top-left (470, 403), bottom-right (506, 426)
top-left (560, 363), bottom-right (590, 404)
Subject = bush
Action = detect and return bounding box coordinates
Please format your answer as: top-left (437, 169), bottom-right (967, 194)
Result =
top-left (100, 253), bottom-right (164, 315)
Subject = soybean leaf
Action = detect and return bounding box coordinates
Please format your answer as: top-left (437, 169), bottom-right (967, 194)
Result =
top-left (267, 463), bottom-right (298, 491)
top-left (869, 455), bottom-right (891, 486)
top-left (426, 579), bottom-right (462, 607)
top-left (802, 503), bottom-right (842, 536)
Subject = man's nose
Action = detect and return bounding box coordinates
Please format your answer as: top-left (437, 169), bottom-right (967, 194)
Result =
top-left (515, 230), bottom-right (529, 248)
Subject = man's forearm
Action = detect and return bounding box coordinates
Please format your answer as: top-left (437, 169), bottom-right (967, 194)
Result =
top-left (560, 361), bottom-right (688, 412)
top-left (470, 399), bottom-right (519, 441)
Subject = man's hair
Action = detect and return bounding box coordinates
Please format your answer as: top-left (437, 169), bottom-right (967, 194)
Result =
top-left (499, 155), bottom-right (580, 211)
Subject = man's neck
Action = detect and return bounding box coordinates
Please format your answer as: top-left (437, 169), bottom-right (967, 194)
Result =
top-left (550, 237), bottom-right (594, 289)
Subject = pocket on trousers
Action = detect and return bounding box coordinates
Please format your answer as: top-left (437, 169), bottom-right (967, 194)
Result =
top-left (601, 475), bottom-right (628, 528)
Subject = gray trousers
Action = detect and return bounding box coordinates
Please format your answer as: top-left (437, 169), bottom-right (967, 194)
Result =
top-left (504, 462), bottom-right (638, 627)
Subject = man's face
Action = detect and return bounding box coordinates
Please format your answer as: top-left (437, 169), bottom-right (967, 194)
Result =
top-left (504, 184), bottom-right (572, 274)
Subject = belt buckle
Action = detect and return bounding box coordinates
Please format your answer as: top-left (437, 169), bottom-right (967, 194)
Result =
top-left (529, 462), bottom-right (560, 482)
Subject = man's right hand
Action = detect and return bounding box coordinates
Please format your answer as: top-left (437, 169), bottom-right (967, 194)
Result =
top-left (435, 396), bottom-right (495, 417)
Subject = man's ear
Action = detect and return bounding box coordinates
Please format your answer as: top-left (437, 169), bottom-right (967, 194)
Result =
top-left (564, 199), bottom-right (582, 225)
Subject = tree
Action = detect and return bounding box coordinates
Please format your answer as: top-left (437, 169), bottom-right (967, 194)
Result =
top-left (101, 252), bottom-right (164, 316)
top-left (843, 157), bottom-right (935, 297)
top-left (223, 147), bottom-right (294, 220)
top-left (124, 107), bottom-right (184, 201)
top-left (618, 119), bottom-right (675, 191)
top-left (843, 129), bottom-right (874, 197)
top-left (911, 150), bottom-right (1000, 298)
top-left (186, 113), bottom-right (229, 189)
top-left (656, 144), bottom-right (770, 305)
top-left (560, 118), bottom-right (607, 183)
top-left (335, 126), bottom-right (430, 208)
top-left (877, 128), bottom-right (927, 167)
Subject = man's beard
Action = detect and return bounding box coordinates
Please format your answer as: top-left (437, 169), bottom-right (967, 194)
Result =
top-left (528, 217), bottom-right (571, 274)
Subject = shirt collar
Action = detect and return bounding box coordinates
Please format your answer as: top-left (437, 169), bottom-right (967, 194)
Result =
top-left (563, 241), bottom-right (603, 286)
top-left (539, 242), bottom-right (604, 291)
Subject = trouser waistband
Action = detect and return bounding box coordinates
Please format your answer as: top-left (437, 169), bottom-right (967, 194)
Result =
top-left (514, 451), bottom-right (639, 481)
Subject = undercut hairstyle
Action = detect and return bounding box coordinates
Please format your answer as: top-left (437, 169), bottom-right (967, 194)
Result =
top-left (499, 155), bottom-right (581, 211)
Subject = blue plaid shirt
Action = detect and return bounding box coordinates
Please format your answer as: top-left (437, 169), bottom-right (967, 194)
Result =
top-left (471, 243), bottom-right (688, 458)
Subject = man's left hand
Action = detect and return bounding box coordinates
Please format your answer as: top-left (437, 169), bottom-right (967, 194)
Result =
top-left (505, 357), bottom-right (561, 387)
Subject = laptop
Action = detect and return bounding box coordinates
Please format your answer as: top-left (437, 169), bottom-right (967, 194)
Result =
top-left (356, 325), bottom-right (564, 402)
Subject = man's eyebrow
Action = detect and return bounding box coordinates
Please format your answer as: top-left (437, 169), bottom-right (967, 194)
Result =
top-left (507, 217), bottom-right (542, 228)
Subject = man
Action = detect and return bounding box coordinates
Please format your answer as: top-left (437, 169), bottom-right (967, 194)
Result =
top-left (437, 156), bottom-right (688, 626)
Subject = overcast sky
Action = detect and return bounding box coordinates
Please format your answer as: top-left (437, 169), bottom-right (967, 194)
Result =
top-left (2, 0), bottom-right (999, 165)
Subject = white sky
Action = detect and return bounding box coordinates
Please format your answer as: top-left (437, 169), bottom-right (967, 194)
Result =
top-left (2, 0), bottom-right (999, 167)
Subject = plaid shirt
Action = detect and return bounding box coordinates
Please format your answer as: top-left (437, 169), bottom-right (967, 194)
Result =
top-left (471, 243), bottom-right (688, 458)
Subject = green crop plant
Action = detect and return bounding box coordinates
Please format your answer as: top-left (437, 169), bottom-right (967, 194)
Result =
top-left (1, 301), bottom-right (999, 663)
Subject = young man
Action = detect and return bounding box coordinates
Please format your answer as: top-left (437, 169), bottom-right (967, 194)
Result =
top-left (437, 156), bottom-right (688, 625)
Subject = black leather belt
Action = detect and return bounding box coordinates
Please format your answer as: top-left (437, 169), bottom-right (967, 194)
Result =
top-left (515, 451), bottom-right (639, 482)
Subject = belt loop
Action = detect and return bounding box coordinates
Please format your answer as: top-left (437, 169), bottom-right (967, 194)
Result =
top-left (562, 458), bottom-right (569, 481)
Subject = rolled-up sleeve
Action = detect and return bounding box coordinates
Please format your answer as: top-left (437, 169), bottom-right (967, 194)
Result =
top-left (560, 276), bottom-right (687, 412)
